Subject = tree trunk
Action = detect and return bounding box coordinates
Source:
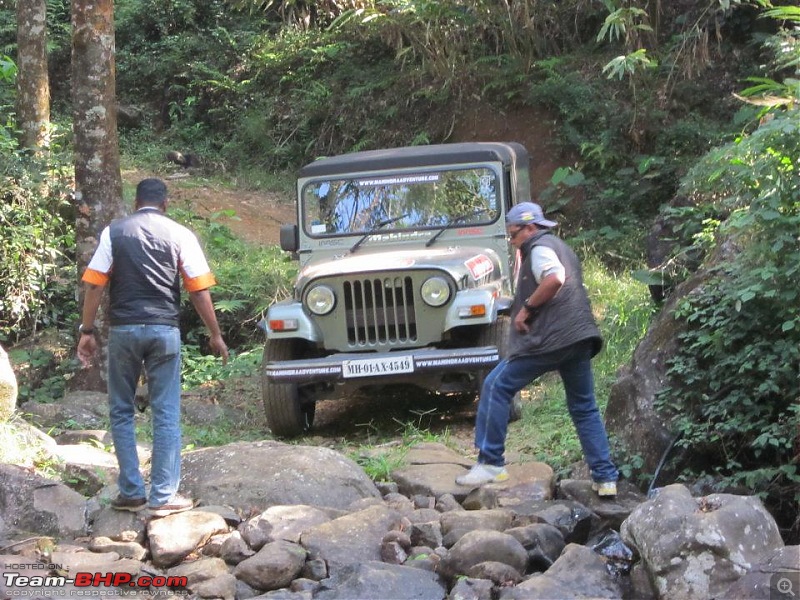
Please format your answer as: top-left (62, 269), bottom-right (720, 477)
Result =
top-left (16, 0), bottom-right (51, 151)
top-left (71, 0), bottom-right (125, 391)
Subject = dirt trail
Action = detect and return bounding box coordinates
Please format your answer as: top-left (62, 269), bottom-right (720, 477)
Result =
top-left (124, 168), bottom-right (296, 246)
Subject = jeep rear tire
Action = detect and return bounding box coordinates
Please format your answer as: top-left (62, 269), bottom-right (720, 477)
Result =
top-left (262, 338), bottom-right (315, 437)
top-left (478, 315), bottom-right (523, 422)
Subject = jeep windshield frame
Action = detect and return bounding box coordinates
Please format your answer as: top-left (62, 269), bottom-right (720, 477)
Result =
top-left (296, 142), bottom-right (531, 243)
top-left (300, 165), bottom-right (501, 239)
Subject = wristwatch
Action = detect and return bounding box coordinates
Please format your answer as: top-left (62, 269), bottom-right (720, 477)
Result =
top-left (78, 324), bottom-right (95, 336)
top-left (524, 301), bottom-right (537, 312)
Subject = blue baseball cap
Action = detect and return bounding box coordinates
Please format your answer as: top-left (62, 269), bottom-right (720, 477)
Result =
top-left (506, 202), bottom-right (557, 228)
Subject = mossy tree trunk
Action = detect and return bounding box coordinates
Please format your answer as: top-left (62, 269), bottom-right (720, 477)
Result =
top-left (71, 0), bottom-right (125, 391)
top-left (16, 0), bottom-right (50, 152)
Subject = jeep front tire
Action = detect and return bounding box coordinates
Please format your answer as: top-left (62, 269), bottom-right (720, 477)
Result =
top-left (262, 338), bottom-right (316, 437)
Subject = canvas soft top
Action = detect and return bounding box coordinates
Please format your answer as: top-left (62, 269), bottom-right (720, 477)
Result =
top-left (299, 142), bottom-right (529, 178)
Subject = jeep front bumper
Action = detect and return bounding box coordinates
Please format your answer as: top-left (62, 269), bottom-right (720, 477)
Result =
top-left (264, 346), bottom-right (500, 384)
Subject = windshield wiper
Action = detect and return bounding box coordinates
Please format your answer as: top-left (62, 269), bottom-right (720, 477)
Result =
top-left (425, 208), bottom-right (490, 248)
top-left (349, 213), bottom-right (409, 253)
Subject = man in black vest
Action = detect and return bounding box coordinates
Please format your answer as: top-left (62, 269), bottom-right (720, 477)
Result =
top-left (456, 202), bottom-right (618, 496)
top-left (77, 178), bottom-right (229, 515)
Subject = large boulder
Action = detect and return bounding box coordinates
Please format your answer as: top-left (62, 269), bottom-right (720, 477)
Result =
top-left (605, 240), bottom-right (741, 476)
top-left (180, 441), bottom-right (381, 512)
top-left (621, 483), bottom-right (784, 600)
top-left (0, 464), bottom-right (88, 538)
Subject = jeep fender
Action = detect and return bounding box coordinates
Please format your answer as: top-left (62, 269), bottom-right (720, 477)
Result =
top-left (260, 299), bottom-right (321, 342)
top-left (444, 288), bottom-right (509, 331)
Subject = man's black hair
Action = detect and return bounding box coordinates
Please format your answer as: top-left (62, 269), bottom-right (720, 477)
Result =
top-left (136, 178), bottom-right (168, 207)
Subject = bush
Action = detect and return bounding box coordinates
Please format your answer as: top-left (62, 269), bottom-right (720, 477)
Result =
top-left (656, 107), bottom-right (800, 539)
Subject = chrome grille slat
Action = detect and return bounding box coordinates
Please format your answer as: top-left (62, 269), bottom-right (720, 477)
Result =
top-left (344, 276), bottom-right (417, 348)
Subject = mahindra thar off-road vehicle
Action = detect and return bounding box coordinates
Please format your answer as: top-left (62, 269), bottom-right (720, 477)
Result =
top-left (261, 142), bottom-right (531, 436)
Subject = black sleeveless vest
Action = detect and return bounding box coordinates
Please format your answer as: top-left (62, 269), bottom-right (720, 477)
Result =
top-left (508, 231), bottom-right (602, 358)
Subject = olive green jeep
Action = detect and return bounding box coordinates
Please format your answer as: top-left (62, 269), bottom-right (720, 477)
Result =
top-left (261, 142), bottom-right (530, 436)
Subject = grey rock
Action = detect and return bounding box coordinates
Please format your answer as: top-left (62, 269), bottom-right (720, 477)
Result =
top-left (181, 441), bottom-right (381, 512)
top-left (384, 492), bottom-right (415, 514)
top-left (239, 512), bottom-right (274, 551)
top-left (448, 577), bottom-right (493, 600)
top-left (300, 504), bottom-right (402, 569)
top-left (233, 539), bottom-right (306, 592)
top-left (500, 543), bottom-right (622, 599)
top-left (147, 509), bottom-right (229, 568)
top-left (168, 556), bottom-right (230, 587)
top-left (0, 464), bottom-right (88, 538)
top-left (314, 561), bottom-right (446, 600)
top-left (435, 493), bottom-right (464, 513)
top-left (505, 522), bottom-right (566, 571)
top-left (410, 520), bottom-right (443, 548)
top-left (289, 578), bottom-right (320, 594)
top-left (721, 545), bottom-right (799, 600)
top-left (440, 508), bottom-right (513, 536)
top-left (258, 505), bottom-right (332, 543)
top-left (380, 539), bottom-right (408, 564)
top-left (621, 483), bottom-right (785, 600)
top-left (193, 572), bottom-right (237, 600)
top-left (88, 536), bottom-right (147, 561)
top-left (393, 463), bottom-right (475, 500)
top-left (442, 530), bottom-right (528, 579)
top-left (528, 499), bottom-right (596, 544)
top-left (54, 430), bottom-right (112, 446)
top-left (24, 391), bottom-right (109, 430)
top-left (300, 558), bottom-right (327, 581)
top-left (89, 501), bottom-right (147, 543)
top-left (220, 530), bottom-right (255, 565)
top-left (467, 560), bottom-right (522, 585)
top-left (559, 478), bottom-right (646, 530)
top-left (52, 444), bottom-right (118, 496)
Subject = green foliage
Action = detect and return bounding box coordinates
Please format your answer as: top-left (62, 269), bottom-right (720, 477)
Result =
top-left (656, 107), bottom-right (799, 526)
top-left (181, 344), bottom-right (262, 389)
top-left (596, 2), bottom-right (652, 51)
top-left (602, 49), bottom-right (657, 81)
top-left (0, 61), bottom-right (76, 343)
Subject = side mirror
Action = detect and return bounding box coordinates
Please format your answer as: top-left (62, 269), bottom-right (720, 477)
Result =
top-left (279, 224), bottom-right (298, 252)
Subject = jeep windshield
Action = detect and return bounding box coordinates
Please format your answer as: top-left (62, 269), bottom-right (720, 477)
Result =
top-left (301, 167), bottom-right (500, 238)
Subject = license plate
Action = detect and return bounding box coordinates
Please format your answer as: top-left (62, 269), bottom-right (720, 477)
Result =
top-left (342, 356), bottom-right (415, 379)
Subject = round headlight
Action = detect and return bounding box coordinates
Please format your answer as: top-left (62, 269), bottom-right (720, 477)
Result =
top-left (306, 285), bottom-right (335, 315)
top-left (421, 276), bottom-right (451, 307)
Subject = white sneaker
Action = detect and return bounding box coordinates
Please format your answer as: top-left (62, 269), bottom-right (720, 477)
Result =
top-left (456, 463), bottom-right (509, 486)
top-left (592, 481), bottom-right (618, 497)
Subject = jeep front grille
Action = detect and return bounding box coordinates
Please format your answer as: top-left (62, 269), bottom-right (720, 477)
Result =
top-left (344, 276), bottom-right (417, 347)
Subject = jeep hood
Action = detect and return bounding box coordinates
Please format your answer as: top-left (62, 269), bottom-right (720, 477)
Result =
top-left (296, 247), bottom-right (505, 290)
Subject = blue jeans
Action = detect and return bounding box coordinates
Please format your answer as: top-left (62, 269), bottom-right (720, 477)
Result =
top-left (108, 324), bottom-right (182, 506)
top-left (475, 339), bottom-right (618, 483)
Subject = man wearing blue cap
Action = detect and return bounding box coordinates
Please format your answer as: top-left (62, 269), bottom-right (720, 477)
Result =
top-left (456, 202), bottom-right (618, 496)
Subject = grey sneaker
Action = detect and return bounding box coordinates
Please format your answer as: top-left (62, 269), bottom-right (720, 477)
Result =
top-left (149, 495), bottom-right (194, 517)
top-left (110, 495), bottom-right (147, 512)
top-left (455, 463), bottom-right (509, 486)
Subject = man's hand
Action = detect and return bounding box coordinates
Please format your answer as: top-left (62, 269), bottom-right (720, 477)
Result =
top-left (77, 334), bottom-right (98, 368)
top-left (514, 308), bottom-right (531, 333)
top-left (208, 333), bottom-right (229, 365)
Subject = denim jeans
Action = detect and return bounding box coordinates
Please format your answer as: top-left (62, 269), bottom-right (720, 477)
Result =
top-left (475, 338), bottom-right (618, 483)
top-left (108, 324), bottom-right (182, 506)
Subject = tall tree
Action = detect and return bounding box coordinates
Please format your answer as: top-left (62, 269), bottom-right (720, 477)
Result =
top-left (71, 0), bottom-right (125, 390)
top-left (16, 0), bottom-right (50, 151)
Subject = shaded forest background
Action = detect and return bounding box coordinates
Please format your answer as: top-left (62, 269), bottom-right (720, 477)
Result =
top-left (0, 0), bottom-right (797, 540)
